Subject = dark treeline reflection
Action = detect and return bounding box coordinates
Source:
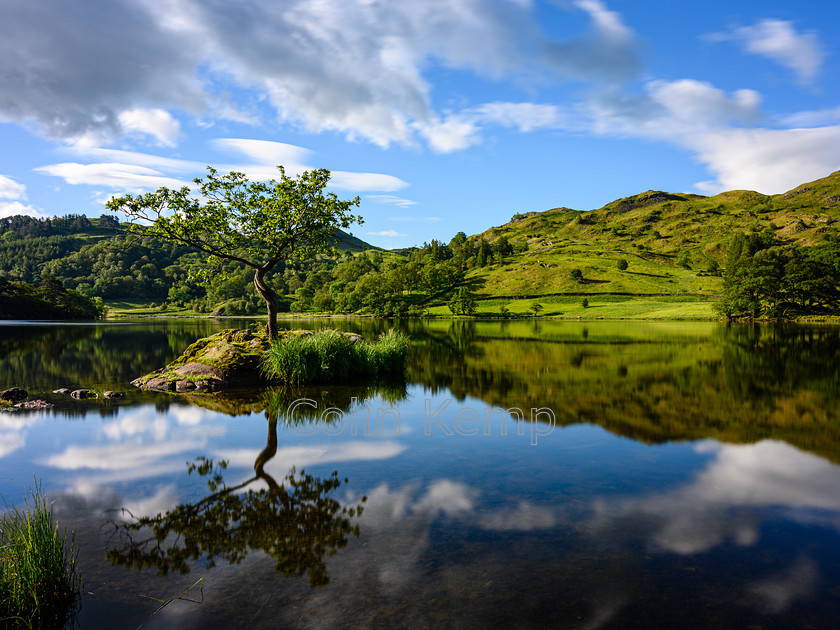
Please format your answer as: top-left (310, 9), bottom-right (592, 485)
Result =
top-left (407, 320), bottom-right (840, 463)
top-left (0, 318), bottom-right (395, 391)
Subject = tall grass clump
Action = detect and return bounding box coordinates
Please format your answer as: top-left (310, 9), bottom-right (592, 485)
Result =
top-left (0, 484), bottom-right (80, 629)
top-left (263, 329), bottom-right (409, 385)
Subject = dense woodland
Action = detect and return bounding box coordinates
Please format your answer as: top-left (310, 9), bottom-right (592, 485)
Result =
top-left (0, 214), bottom-right (519, 317)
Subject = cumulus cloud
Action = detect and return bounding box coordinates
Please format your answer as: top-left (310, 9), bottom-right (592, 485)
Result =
top-left (0, 0), bottom-right (205, 143)
top-left (118, 108), bottom-right (182, 146)
top-left (591, 440), bottom-right (840, 556)
top-left (0, 0), bottom-right (639, 150)
top-left (0, 175), bottom-right (26, 200)
top-left (580, 78), bottom-right (840, 194)
top-left (707, 19), bottom-right (825, 84)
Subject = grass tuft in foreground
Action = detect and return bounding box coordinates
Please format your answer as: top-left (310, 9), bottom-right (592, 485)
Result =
top-left (262, 329), bottom-right (410, 385)
top-left (0, 484), bottom-right (80, 629)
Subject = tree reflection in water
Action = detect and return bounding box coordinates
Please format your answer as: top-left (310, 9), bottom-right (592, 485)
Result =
top-left (103, 386), bottom-right (396, 587)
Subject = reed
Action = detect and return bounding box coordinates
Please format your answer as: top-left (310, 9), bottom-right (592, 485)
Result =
top-left (263, 329), bottom-right (409, 385)
top-left (0, 484), bottom-right (80, 629)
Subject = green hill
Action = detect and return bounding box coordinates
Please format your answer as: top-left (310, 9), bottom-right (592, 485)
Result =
top-left (446, 170), bottom-right (840, 317)
top-left (1, 170), bottom-right (839, 319)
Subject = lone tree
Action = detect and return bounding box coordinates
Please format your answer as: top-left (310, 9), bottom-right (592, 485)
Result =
top-left (108, 166), bottom-right (361, 339)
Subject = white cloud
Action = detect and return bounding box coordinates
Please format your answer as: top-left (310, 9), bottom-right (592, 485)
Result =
top-left (367, 195), bottom-right (418, 208)
top-left (118, 108), bottom-right (182, 146)
top-left (34, 162), bottom-right (189, 193)
top-left (211, 139), bottom-right (410, 191)
top-left (580, 78), bottom-right (840, 194)
top-left (43, 439), bottom-right (204, 471)
top-left (707, 19), bottom-right (825, 84)
top-left (330, 171), bottom-right (408, 192)
top-left (591, 440), bottom-right (840, 556)
top-left (42, 139), bottom-right (409, 198)
top-left (0, 174), bottom-right (26, 200)
top-left (211, 138), bottom-right (313, 170)
top-left (474, 102), bottom-right (564, 132)
top-left (0, 201), bottom-right (51, 219)
top-left (689, 125), bottom-right (840, 194)
top-left (0, 0), bottom-right (641, 150)
top-left (66, 147), bottom-right (205, 173)
top-left (543, 0), bottom-right (641, 83)
top-left (368, 230), bottom-right (409, 238)
top-left (415, 115), bottom-right (483, 153)
top-left (747, 557), bottom-right (819, 614)
top-left (215, 441), bottom-right (407, 472)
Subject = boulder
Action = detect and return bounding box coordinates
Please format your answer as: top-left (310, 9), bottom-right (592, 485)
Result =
top-left (132, 328), bottom-right (273, 392)
top-left (71, 389), bottom-right (98, 399)
top-left (104, 391), bottom-right (126, 399)
top-left (132, 328), bottom-right (366, 393)
top-left (53, 388), bottom-right (72, 394)
top-left (14, 399), bottom-right (53, 410)
top-left (1, 387), bottom-right (27, 401)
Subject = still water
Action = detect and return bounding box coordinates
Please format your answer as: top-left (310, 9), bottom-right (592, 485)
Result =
top-left (1, 318), bottom-right (840, 629)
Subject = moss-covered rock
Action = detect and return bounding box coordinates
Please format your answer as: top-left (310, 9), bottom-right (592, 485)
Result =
top-left (133, 328), bottom-right (273, 392)
top-left (132, 328), bottom-right (362, 392)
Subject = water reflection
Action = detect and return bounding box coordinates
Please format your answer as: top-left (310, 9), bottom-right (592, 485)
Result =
top-left (106, 456), bottom-right (364, 587)
top-left (2, 319), bottom-right (840, 628)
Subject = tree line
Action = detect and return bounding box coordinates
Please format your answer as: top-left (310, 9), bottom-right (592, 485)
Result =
top-left (718, 228), bottom-right (840, 318)
top-left (0, 213), bottom-right (518, 317)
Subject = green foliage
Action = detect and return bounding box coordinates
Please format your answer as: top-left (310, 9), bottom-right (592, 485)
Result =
top-left (676, 250), bottom-right (692, 269)
top-left (570, 268), bottom-right (583, 283)
top-left (107, 457), bottom-right (363, 587)
top-left (717, 231), bottom-right (840, 318)
top-left (0, 484), bottom-right (80, 628)
top-left (262, 329), bottom-right (409, 385)
top-left (448, 287), bottom-right (477, 315)
top-left (0, 275), bottom-right (105, 319)
top-left (581, 298), bottom-right (589, 308)
top-left (617, 258), bottom-right (628, 271)
top-left (109, 166), bottom-right (361, 338)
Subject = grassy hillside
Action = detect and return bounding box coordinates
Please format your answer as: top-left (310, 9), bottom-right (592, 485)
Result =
top-left (440, 170), bottom-right (840, 317)
top-left (1, 171), bottom-right (839, 319)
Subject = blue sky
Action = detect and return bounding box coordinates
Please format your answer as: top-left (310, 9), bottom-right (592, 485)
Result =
top-left (1, 0), bottom-right (839, 248)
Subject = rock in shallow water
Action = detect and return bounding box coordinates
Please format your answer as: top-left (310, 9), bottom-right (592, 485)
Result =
top-left (71, 389), bottom-right (98, 399)
top-left (1, 387), bottom-right (27, 401)
top-left (14, 399), bottom-right (53, 410)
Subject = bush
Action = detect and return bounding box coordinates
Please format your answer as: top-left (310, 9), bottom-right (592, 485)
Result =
top-left (617, 259), bottom-right (628, 271)
top-left (0, 484), bottom-right (80, 628)
top-left (262, 329), bottom-right (409, 385)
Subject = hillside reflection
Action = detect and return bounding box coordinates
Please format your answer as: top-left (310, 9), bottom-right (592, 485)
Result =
top-left (407, 321), bottom-right (840, 463)
top-left (2, 319), bottom-right (839, 462)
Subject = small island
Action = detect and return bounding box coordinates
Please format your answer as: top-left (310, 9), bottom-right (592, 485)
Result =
top-left (132, 327), bottom-right (409, 392)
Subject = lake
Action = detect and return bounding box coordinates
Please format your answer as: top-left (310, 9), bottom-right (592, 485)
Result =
top-left (1, 318), bottom-right (839, 629)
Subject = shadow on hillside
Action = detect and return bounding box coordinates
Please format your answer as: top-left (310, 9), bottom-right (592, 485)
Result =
top-left (626, 271), bottom-right (670, 278)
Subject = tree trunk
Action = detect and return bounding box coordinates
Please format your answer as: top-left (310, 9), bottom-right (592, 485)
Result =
top-left (254, 267), bottom-right (279, 340)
